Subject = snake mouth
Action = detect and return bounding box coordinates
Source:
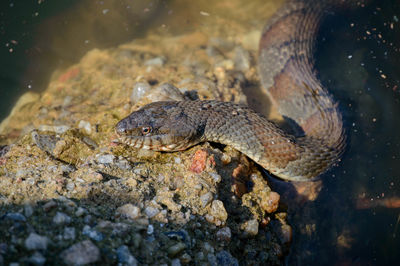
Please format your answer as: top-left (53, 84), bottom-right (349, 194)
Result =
top-left (115, 131), bottom-right (183, 152)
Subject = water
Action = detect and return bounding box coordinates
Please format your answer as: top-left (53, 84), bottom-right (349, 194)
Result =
top-left (1, 0), bottom-right (399, 264)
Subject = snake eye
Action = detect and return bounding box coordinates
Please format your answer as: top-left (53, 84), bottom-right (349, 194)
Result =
top-left (141, 126), bottom-right (152, 135)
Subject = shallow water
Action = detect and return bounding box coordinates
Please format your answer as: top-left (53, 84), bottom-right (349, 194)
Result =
top-left (1, 0), bottom-right (399, 265)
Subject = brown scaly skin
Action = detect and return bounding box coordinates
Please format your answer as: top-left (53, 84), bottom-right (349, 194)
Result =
top-left (114, 0), bottom-right (370, 181)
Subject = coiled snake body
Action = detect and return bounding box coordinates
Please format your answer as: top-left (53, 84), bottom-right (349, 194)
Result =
top-left (115, 0), bottom-right (355, 181)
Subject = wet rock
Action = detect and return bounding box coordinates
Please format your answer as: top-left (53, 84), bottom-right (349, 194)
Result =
top-left (28, 251), bottom-right (46, 265)
top-left (242, 219), bottom-right (259, 236)
top-left (216, 227), bottom-right (231, 242)
top-left (25, 233), bottom-right (49, 250)
top-left (42, 200), bottom-right (57, 212)
top-left (63, 227), bottom-right (76, 240)
top-left (171, 258), bottom-right (181, 266)
top-left (116, 245), bottom-right (138, 266)
top-left (53, 212), bottom-right (71, 225)
top-left (24, 204), bottom-right (34, 217)
top-left (60, 240), bottom-right (100, 265)
top-left (82, 225), bottom-right (104, 242)
top-left (167, 242), bottom-right (186, 257)
top-left (116, 204), bottom-right (140, 220)
top-left (4, 212), bottom-right (26, 222)
top-left (216, 250), bottom-right (239, 266)
top-left (131, 82), bottom-right (151, 104)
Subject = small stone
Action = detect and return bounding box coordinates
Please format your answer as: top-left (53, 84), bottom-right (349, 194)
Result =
top-left (60, 240), bottom-right (100, 265)
top-left (171, 258), bottom-right (181, 266)
top-left (216, 250), bottom-right (239, 266)
top-left (96, 154), bottom-right (115, 164)
top-left (66, 182), bottom-right (75, 191)
top-left (220, 153), bottom-right (231, 165)
top-left (209, 172), bottom-right (222, 183)
top-left (63, 227), bottom-right (76, 240)
top-left (24, 205), bottom-right (34, 217)
top-left (116, 204), bottom-right (140, 220)
top-left (144, 206), bottom-right (159, 218)
top-left (53, 212), bottom-right (71, 225)
top-left (147, 224), bottom-right (154, 235)
top-left (42, 201), bottom-right (57, 212)
top-left (25, 233), bottom-right (49, 250)
top-left (116, 245), bottom-right (138, 266)
top-left (146, 83), bottom-right (185, 102)
top-left (82, 225), bottom-right (104, 242)
top-left (130, 82), bottom-right (151, 104)
top-left (75, 207), bottom-right (86, 217)
top-left (28, 251), bottom-right (46, 265)
top-left (216, 227), bottom-right (232, 242)
top-left (167, 242), bottom-right (186, 257)
top-left (144, 57), bottom-right (165, 66)
top-left (209, 200), bottom-right (228, 225)
top-left (78, 120), bottom-right (92, 134)
top-left (200, 192), bottom-right (213, 208)
top-left (4, 212), bottom-right (26, 222)
top-left (242, 219), bottom-right (259, 236)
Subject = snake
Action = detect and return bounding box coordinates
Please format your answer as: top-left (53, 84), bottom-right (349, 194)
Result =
top-left (114, 0), bottom-right (363, 182)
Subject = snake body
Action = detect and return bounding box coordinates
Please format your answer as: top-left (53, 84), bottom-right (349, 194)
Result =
top-left (115, 0), bottom-right (355, 181)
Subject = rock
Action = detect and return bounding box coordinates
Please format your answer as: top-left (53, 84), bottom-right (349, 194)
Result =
top-left (28, 251), bottom-right (46, 265)
top-left (116, 245), bottom-right (138, 266)
top-left (209, 200), bottom-right (228, 225)
top-left (53, 212), bottom-right (71, 225)
top-left (63, 227), bottom-right (76, 240)
top-left (147, 224), bottom-right (154, 235)
top-left (216, 227), bottom-right (231, 242)
top-left (25, 233), bottom-right (49, 250)
top-left (261, 191), bottom-right (280, 214)
top-left (4, 212), bottom-right (26, 222)
top-left (82, 225), bottom-right (104, 242)
top-left (24, 205), bottom-right (34, 217)
top-left (116, 204), bottom-right (140, 220)
top-left (145, 83), bottom-right (185, 102)
top-left (216, 250), bottom-right (239, 266)
top-left (42, 201), bottom-right (57, 212)
top-left (144, 206), bottom-right (159, 218)
top-left (37, 125), bottom-right (70, 134)
top-left (130, 82), bottom-right (151, 104)
top-left (96, 154), bottom-right (115, 164)
top-left (171, 258), bottom-right (181, 266)
top-left (60, 240), bottom-right (100, 265)
top-left (144, 56), bottom-right (165, 66)
top-left (200, 192), bottom-right (213, 208)
top-left (242, 219), bottom-right (259, 236)
top-left (167, 242), bottom-right (186, 257)
top-left (75, 207), bottom-right (86, 217)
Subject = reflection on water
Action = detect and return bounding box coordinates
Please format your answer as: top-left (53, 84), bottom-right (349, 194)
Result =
top-left (1, 0), bottom-right (399, 264)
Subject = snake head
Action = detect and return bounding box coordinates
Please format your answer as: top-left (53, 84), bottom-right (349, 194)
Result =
top-left (115, 101), bottom-right (202, 151)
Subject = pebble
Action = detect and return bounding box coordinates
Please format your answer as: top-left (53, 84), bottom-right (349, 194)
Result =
top-left (130, 82), bottom-right (151, 104)
top-left (146, 83), bottom-right (185, 102)
top-left (4, 212), bottom-right (26, 222)
top-left (147, 224), bottom-right (154, 235)
top-left (28, 251), bottom-right (46, 265)
top-left (116, 204), bottom-right (140, 220)
top-left (209, 172), bottom-right (221, 183)
top-left (24, 205), bottom-right (34, 217)
top-left (53, 212), bottom-right (71, 225)
top-left (167, 242), bottom-right (186, 257)
top-left (210, 200), bottom-right (228, 224)
top-left (42, 201), bottom-right (57, 212)
top-left (171, 258), bottom-right (181, 266)
top-left (96, 154), bottom-right (115, 164)
top-left (243, 219), bottom-right (259, 236)
top-left (200, 192), bottom-right (213, 208)
top-left (63, 227), bottom-right (76, 240)
top-left (37, 124), bottom-right (70, 134)
top-left (116, 245), bottom-right (138, 266)
top-left (82, 225), bottom-right (104, 241)
top-left (78, 120), bottom-right (92, 134)
top-left (60, 240), bottom-right (100, 265)
top-left (216, 227), bottom-right (231, 242)
top-left (66, 182), bottom-right (75, 191)
top-left (144, 57), bottom-right (165, 66)
top-left (144, 206), bottom-right (159, 218)
top-left (25, 233), bottom-right (49, 250)
top-left (216, 250), bottom-right (239, 266)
